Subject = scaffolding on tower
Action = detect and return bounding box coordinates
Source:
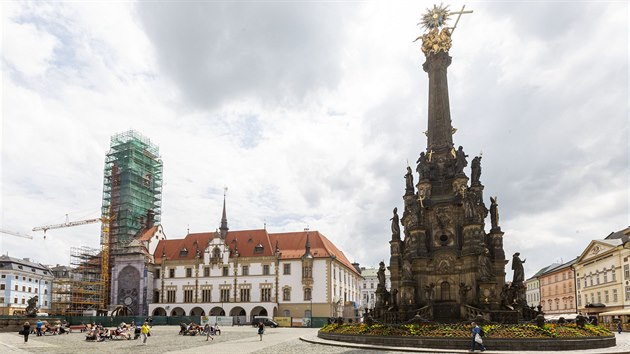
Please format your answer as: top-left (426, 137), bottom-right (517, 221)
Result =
top-left (101, 130), bottom-right (162, 308)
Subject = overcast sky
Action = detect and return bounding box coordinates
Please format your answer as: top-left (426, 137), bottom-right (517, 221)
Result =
top-left (1, 1), bottom-right (628, 280)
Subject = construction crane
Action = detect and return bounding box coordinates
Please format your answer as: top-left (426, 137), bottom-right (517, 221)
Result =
top-left (32, 211), bottom-right (113, 312)
top-left (0, 228), bottom-right (34, 239)
top-left (32, 214), bottom-right (101, 239)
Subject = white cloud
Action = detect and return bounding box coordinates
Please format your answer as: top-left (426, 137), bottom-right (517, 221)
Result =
top-left (0, 1), bottom-right (627, 283)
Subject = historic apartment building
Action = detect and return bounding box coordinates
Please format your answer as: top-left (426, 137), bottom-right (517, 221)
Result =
top-left (526, 264), bottom-right (558, 308)
top-left (147, 204), bottom-right (361, 321)
top-left (360, 266), bottom-right (390, 312)
top-left (574, 228), bottom-right (630, 316)
top-left (0, 255), bottom-right (53, 315)
top-left (539, 259), bottom-right (577, 315)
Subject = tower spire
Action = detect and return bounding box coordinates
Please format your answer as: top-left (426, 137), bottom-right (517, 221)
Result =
top-left (219, 187), bottom-right (228, 239)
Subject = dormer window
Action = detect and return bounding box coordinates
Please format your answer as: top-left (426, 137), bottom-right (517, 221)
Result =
top-left (180, 248), bottom-right (188, 256)
top-left (254, 243), bottom-right (264, 254)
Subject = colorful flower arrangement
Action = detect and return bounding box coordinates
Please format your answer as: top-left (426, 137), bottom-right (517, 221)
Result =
top-left (320, 322), bottom-right (613, 339)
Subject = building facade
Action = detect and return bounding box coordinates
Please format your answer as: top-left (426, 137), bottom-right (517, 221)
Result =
top-left (574, 229), bottom-right (630, 316)
top-left (539, 259), bottom-right (577, 315)
top-left (526, 264), bottom-right (558, 308)
top-left (147, 220), bottom-right (361, 322)
top-left (360, 266), bottom-right (390, 312)
top-left (0, 256), bottom-right (54, 315)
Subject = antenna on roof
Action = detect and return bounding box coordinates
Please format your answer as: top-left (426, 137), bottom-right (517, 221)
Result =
top-left (187, 224), bottom-right (190, 234)
top-left (264, 219), bottom-right (266, 230)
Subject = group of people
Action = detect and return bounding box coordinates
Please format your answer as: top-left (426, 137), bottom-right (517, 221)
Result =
top-left (83, 321), bottom-right (151, 344)
top-left (20, 319), bottom-right (71, 342)
top-left (179, 322), bottom-right (220, 341)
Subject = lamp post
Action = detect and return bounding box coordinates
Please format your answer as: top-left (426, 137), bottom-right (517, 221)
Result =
top-left (310, 295), bottom-right (313, 328)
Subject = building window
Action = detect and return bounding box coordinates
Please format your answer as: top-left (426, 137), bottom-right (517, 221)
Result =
top-left (202, 289), bottom-right (211, 302)
top-left (204, 267), bottom-right (210, 277)
top-left (363, 283), bottom-right (366, 289)
top-left (283, 264), bottom-right (291, 275)
top-left (625, 287), bottom-right (630, 301)
top-left (563, 272), bottom-right (566, 280)
top-left (597, 292), bottom-right (601, 303)
top-left (585, 294), bottom-right (588, 306)
top-left (596, 275), bottom-right (600, 285)
top-left (184, 290), bottom-right (193, 303)
top-left (577, 280), bottom-right (580, 290)
top-left (0, 284), bottom-right (4, 290)
top-left (578, 296), bottom-right (581, 307)
top-left (613, 270), bottom-right (617, 281)
top-left (605, 290), bottom-right (609, 303)
top-left (22, 286), bottom-right (25, 292)
top-left (14, 298), bottom-right (17, 304)
top-left (304, 288), bottom-right (312, 301)
top-left (371, 283), bottom-right (374, 289)
top-left (222, 267), bottom-right (229, 276)
top-left (614, 289), bottom-right (618, 302)
top-left (624, 265), bottom-right (629, 279)
top-left (589, 276), bottom-right (593, 286)
top-left (283, 287), bottom-right (291, 301)
top-left (302, 264), bottom-right (312, 279)
top-left (261, 288), bottom-right (271, 302)
top-left (240, 288), bottom-right (250, 302)
top-left (242, 266), bottom-right (249, 276)
top-left (186, 268), bottom-right (192, 278)
top-left (220, 288), bottom-right (230, 302)
top-left (167, 290), bottom-right (176, 303)
top-left (153, 291), bottom-right (160, 303)
top-left (604, 271), bottom-right (608, 283)
top-left (169, 269), bottom-right (175, 278)
top-left (263, 265), bottom-right (270, 275)
top-left (155, 269), bottom-right (160, 279)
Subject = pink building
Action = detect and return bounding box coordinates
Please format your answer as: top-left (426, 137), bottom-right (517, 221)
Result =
top-left (539, 259), bottom-right (577, 315)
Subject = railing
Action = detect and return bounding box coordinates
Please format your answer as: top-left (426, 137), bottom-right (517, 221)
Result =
top-left (462, 304), bottom-right (491, 321)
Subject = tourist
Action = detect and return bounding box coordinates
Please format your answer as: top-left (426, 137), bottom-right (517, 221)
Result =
top-left (204, 323), bottom-right (214, 341)
top-left (22, 321), bottom-right (30, 343)
top-left (618, 321), bottom-right (623, 334)
top-left (258, 321), bottom-right (264, 341)
top-left (36, 319), bottom-right (43, 336)
top-left (141, 321), bottom-right (151, 345)
top-left (470, 322), bottom-right (486, 352)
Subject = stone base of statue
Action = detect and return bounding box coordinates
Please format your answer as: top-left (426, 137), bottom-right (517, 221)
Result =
top-left (478, 281), bottom-right (500, 310)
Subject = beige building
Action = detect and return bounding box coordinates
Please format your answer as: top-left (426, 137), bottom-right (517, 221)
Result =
top-left (539, 259), bottom-right (577, 315)
top-left (574, 229), bottom-right (630, 317)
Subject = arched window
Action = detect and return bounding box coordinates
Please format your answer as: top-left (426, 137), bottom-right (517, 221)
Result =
top-left (304, 288), bottom-right (312, 301)
top-left (283, 287), bottom-right (291, 301)
top-left (440, 282), bottom-right (451, 301)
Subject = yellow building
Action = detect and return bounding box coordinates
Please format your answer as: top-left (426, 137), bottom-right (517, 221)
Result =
top-left (574, 229), bottom-right (630, 317)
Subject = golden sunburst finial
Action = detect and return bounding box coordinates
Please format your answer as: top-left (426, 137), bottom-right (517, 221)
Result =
top-left (419, 3), bottom-right (451, 31)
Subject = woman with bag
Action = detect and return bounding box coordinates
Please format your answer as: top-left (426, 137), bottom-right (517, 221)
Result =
top-left (22, 321), bottom-right (31, 343)
top-left (470, 322), bottom-right (486, 352)
top-left (141, 321), bottom-right (151, 345)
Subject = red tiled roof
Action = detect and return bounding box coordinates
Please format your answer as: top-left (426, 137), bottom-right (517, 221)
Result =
top-left (137, 226), bottom-right (159, 241)
top-left (270, 231), bottom-right (359, 275)
top-left (154, 229), bottom-right (359, 274)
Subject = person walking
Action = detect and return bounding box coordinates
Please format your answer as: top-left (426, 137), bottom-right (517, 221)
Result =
top-left (35, 319), bottom-right (43, 336)
top-left (141, 321), bottom-right (151, 345)
top-left (470, 322), bottom-right (486, 352)
top-left (204, 323), bottom-right (214, 341)
top-left (257, 321), bottom-right (264, 341)
top-left (618, 321), bottom-right (623, 334)
top-left (22, 321), bottom-right (31, 343)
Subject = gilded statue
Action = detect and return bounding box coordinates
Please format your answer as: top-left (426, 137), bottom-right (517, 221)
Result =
top-left (414, 4), bottom-right (472, 56)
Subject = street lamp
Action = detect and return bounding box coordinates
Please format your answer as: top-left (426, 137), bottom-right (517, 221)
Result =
top-left (310, 294), bottom-right (313, 328)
